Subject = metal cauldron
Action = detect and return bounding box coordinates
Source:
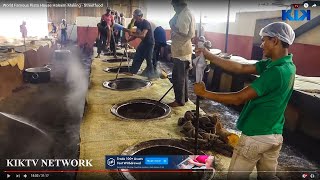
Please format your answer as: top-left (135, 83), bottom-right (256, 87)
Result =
top-left (23, 66), bottom-right (51, 83)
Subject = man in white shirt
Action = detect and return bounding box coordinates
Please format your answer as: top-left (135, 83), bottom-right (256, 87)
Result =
top-left (168, 0), bottom-right (195, 107)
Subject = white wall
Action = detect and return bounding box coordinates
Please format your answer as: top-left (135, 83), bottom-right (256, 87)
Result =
top-left (204, 8), bottom-right (320, 46)
top-left (204, 11), bottom-right (282, 36)
top-left (76, 16), bottom-right (101, 27)
top-left (74, 16), bottom-right (101, 42)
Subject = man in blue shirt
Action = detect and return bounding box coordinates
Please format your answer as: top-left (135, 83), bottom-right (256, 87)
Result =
top-left (153, 26), bottom-right (167, 71)
top-left (126, 9), bottom-right (156, 79)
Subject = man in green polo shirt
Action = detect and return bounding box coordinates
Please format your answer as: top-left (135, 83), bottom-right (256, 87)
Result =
top-left (194, 22), bottom-right (295, 179)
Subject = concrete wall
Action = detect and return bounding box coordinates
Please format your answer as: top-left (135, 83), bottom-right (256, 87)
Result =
top-left (286, 9), bottom-right (320, 76)
top-left (286, 7), bottom-right (320, 46)
top-left (204, 11), bottom-right (283, 36)
top-left (159, 9), bottom-right (320, 76)
top-left (76, 16), bottom-right (135, 48)
top-left (74, 5), bottom-right (320, 76)
top-left (203, 9), bottom-right (320, 46)
top-left (201, 10), bottom-right (320, 76)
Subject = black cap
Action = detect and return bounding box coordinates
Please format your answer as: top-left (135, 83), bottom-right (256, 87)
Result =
top-left (133, 9), bottom-right (143, 16)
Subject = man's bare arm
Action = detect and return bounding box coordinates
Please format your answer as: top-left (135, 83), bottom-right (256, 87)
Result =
top-left (199, 48), bottom-right (258, 75)
top-left (127, 36), bottom-right (136, 42)
top-left (130, 29), bottom-right (148, 40)
top-left (194, 82), bottom-right (258, 106)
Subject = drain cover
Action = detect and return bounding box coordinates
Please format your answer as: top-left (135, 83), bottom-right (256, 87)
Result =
top-left (104, 66), bottom-right (132, 73)
top-left (111, 99), bottom-right (171, 120)
top-left (102, 58), bottom-right (131, 63)
top-left (120, 139), bottom-right (215, 180)
top-left (103, 78), bottom-right (151, 91)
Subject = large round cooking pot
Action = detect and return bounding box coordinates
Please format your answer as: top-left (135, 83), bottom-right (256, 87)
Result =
top-left (119, 139), bottom-right (215, 180)
top-left (23, 67), bottom-right (51, 83)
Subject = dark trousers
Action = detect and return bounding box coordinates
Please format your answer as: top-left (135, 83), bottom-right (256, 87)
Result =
top-left (110, 32), bottom-right (116, 56)
top-left (120, 30), bottom-right (126, 44)
top-left (152, 42), bottom-right (166, 69)
top-left (61, 30), bottom-right (67, 44)
top-left (114, 30), bottom-right (120, 45)
top-left (97, 35), bottom-right (107, 54)
top-left (172, 59), bottom-right (190, 105)
top-left (130, 42), bottom-right (155, 77)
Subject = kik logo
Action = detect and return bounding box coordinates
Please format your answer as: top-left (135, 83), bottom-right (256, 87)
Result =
top-left (282, 10), bottom-right (311, 21)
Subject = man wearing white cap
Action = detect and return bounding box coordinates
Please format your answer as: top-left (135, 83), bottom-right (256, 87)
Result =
top-left (194, 22), bottom-right (296, 179)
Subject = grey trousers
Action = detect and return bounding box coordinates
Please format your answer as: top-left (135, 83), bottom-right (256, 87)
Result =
top-left (172, 58), bottom-right (190, 105)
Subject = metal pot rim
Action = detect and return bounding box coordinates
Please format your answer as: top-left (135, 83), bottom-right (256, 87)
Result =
top-left (119, 139), bottom-right (215, 180)
top-left (102, 78), bottom-right (151, 91)
top-left (103, 66), bottom-right (132, 73)
top-left (110, 99), bottom-right (171, 121)
top-left (54, 49), bottom-right (71, 53)
top-left (25, 67), bottom-right (51, 73)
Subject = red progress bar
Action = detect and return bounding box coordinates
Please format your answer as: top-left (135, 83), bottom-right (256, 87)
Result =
top-left (4, 170), bottom-right (194, 173)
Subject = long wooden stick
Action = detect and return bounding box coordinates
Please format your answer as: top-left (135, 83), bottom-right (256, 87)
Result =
top-left (144, 85), bottom-right (173, 119)
top-left (24, 37), bottom-right (26, 52)
top-left (115, 45), bottom-right (126, 80)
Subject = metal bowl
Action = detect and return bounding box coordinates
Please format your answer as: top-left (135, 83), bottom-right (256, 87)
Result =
top-left (103, 78), bottom-right (151, 91)
top-left (23, 67), bottom-right (51, 83)
top-left (111, 99), bottom-right (171, 120)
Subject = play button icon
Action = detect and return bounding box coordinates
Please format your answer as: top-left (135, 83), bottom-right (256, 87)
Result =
top-left (7, 174), bottom-right (10, 178)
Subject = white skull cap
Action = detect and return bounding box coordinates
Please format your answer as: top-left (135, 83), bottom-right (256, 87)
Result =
top-left (259, 22), bottom-right (295, 45)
